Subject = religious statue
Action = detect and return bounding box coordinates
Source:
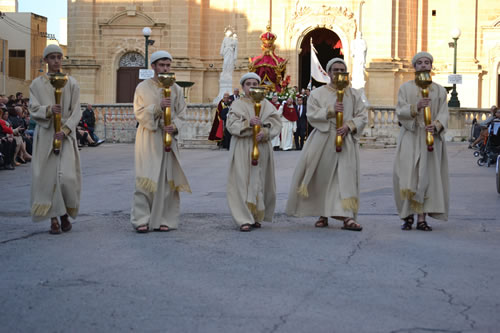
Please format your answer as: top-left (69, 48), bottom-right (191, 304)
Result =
top-left (248, 25), bottom-right (288, 92)
top-left (351, 31), bottom-right (367, 89)
top-left (220, 28), bottom-right (238, 79)
top-left (213, 27), bottom-right (238, 104)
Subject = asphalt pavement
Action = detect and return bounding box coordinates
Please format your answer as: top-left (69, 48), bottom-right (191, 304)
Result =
top-left (0, 142), bottom-right (499, 333)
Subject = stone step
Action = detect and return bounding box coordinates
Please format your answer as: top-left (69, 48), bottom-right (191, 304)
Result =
top-left (361, 143), bottom-right (386, 149)
top-left (182, 144), bottom-right (219, 150)
top-left (375, 137), bottom-right (397, 144)
top-left (180, 139), bottom-right (218, 150)
top-left (360, 136), bottom-right (377, 143)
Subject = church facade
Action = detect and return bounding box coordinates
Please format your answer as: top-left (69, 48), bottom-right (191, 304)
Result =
top-left (65, 0), bottom-right (500, 108)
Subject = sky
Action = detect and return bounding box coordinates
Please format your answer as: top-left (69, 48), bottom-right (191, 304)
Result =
top-left (18, 0), bottom-right (67, 41)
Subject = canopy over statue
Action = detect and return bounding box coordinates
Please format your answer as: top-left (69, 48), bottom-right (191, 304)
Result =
top-left (248, 25), bottom-right (288, 92)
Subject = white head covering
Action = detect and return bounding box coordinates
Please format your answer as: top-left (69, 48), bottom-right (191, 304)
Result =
top-left (412, 52), bottom-right (433, 67)
top-left (43, 45), bottom-right (63, 58)
top-left (239, 72), bottom-right (261, 86)
top-left (326, 57), bottom-right (347, 73)
top-left (150, 50), bottom-right (173, 65)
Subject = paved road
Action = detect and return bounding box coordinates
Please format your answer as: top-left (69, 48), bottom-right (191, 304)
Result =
top-left (1, 143), bottom-right (499, 333)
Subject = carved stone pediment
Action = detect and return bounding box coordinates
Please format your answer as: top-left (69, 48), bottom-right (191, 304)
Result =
top-left (287, 4), bottom-right (357, 39)
top-left (99, 11), bottom-right (164, 28)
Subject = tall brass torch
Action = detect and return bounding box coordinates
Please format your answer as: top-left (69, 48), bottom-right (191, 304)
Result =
top-left (248, 87), bottom-right (268, 166)
top-left (332, 72), bottom-right (350, 152)
top-left (415, 70), bottom-right (434, 152)
top-left (48, 72), bottom-right (68, 155)
top-left (158, 72), bottom-right (176, 152)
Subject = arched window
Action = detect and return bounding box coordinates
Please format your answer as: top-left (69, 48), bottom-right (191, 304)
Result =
top-left (119, 52), bottom-right (145, 67)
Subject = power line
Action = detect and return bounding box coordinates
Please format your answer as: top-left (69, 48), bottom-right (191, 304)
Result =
top-left (1, 14), bottom-right (55, 39)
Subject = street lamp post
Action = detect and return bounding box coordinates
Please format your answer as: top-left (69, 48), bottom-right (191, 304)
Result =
top-left (448, 28), bottom-right (461, 107)
top-left (142, 27), bottom-right (152, 69)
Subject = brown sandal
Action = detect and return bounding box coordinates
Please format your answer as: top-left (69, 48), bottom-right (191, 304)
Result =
top-left (240, 223), bottom-right (252, 232)
top-left (315, 217), bottom-right (328, 228)
top-left (342, 218), bottom-right (362, 231)
top-left (401, 215), bottom-right (414, 230)
top-left (50, 219), bottom-right (61, 235)
top-left (135, 225), bottom-right (148, 233)
top-left (416, 220), bottom-right (432, 231)
top-left (252, 222), bottom-right (262, 229)
top-left (156, 225), bottom-right (170, 232)
top-left (60, 215), bottom-right (72, 232)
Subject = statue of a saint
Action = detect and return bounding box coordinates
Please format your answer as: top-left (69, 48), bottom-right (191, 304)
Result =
top-left (351, 31), bottom-right (367, 89)
top-left (213, 27), bottom-right (238, 104)
top-left (220, 28), bottom-right (238, 79)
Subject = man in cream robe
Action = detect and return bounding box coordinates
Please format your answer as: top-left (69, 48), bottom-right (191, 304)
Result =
top-left (393, 52), bottom-right (449, 231)
top-left (226, 73), bottom-right (282, 231)
top-left (29, 45), bottom-right (81, 234)
top-left (131, 51), bottom-right (191, 233)
top-left (286, 58), bottom-right (367, 231)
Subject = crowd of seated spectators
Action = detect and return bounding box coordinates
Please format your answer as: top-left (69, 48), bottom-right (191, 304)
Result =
top-left (1, 95), bottom-right (105, 171)
top-left (0, 93), bottom-right (31, 170)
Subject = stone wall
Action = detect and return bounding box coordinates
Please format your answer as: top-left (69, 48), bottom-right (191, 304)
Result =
top-left (66, 1), bottom-right (500, 107)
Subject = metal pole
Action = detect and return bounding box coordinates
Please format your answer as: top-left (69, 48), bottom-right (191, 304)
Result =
top-left (448, 37), bottom-right (460, 107)
top-left (144, 36), bottom-right (149, 69)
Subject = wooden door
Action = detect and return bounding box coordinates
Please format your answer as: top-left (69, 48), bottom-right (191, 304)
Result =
top-left (116, 67), bottom-right (142, 103)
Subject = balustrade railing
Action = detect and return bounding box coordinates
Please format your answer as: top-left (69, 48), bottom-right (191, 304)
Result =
top-left (366, 106), bottom-right (491, 142)
top-left (87, 104), bottom-right (491, 145)
top-left (365, 106), bottom-right (400, 139)
top-left (90, 103), bottom-right (215, 144)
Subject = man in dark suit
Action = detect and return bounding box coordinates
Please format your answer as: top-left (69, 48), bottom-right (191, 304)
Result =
top-left (294, 95), bottom-right (308, 150)
top-left (229, 88), bottom-right (240, 102)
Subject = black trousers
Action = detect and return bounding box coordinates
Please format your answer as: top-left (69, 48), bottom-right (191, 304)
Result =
top-left (0, 139), bottom-right (17, 166)
top-left (294, 132), bottom-right (305, 150)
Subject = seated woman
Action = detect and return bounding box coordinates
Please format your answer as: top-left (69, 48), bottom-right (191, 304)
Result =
top-left (3, 106), bottom-right (31, 166)
top-left (76, 123), bottom-right (95, 147)
top-left (0, 108), bottom-right (17, 170)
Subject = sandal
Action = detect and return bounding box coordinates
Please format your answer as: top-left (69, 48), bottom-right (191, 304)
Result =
top-left (314, 216), bottom-right (328, 228)
top-left (239, 223), bottom-right (252, 232)
top-left (135, 225), bottom-right (148, 233)
top-left (401, 215), bottom-right (414, 230)
top-left (342, 218), bottom-right (362, 231)
top-left (155, 225), bottom-right (170, 232)
top-left (50, 219), bottom-right (61, 235)
top-left (252, 222), bottom-right (262, 229)
top-left (60, 215), bottom-right (72, 232)
top-left (416, 220), bottom-right (432, 231)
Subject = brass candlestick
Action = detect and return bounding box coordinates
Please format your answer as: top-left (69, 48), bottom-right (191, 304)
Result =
top-left (248, 87), bottom-right (267, 166)
top-left (158, 72), bottom-right (176, 152)
top-left (48, 72), bottom-right (68, 155)
top-left (333, 72), bottom-right (349, 152)
top-left (415, 70), bottom-right (434, 152)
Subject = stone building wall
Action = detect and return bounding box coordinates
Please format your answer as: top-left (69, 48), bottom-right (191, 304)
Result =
top-left (65, 0), bottom-right (500, 108)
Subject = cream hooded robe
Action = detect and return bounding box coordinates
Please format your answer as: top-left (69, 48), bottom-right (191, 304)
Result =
top-left (29, 74), bottom-right (82, 222)
top-left (393, 80), bottom-right (449, 220)
top-left (285, 85), bottom-right (367, 219)
top-left (131, 79), bottom-right (191, 230)
top-left (226, 97), bottom-right (282, 226)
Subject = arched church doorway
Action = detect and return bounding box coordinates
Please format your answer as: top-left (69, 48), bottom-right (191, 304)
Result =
top-left (299, 28), bottom-right (343, 90)
top-left (116, 52), bottom-right (144, 103)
